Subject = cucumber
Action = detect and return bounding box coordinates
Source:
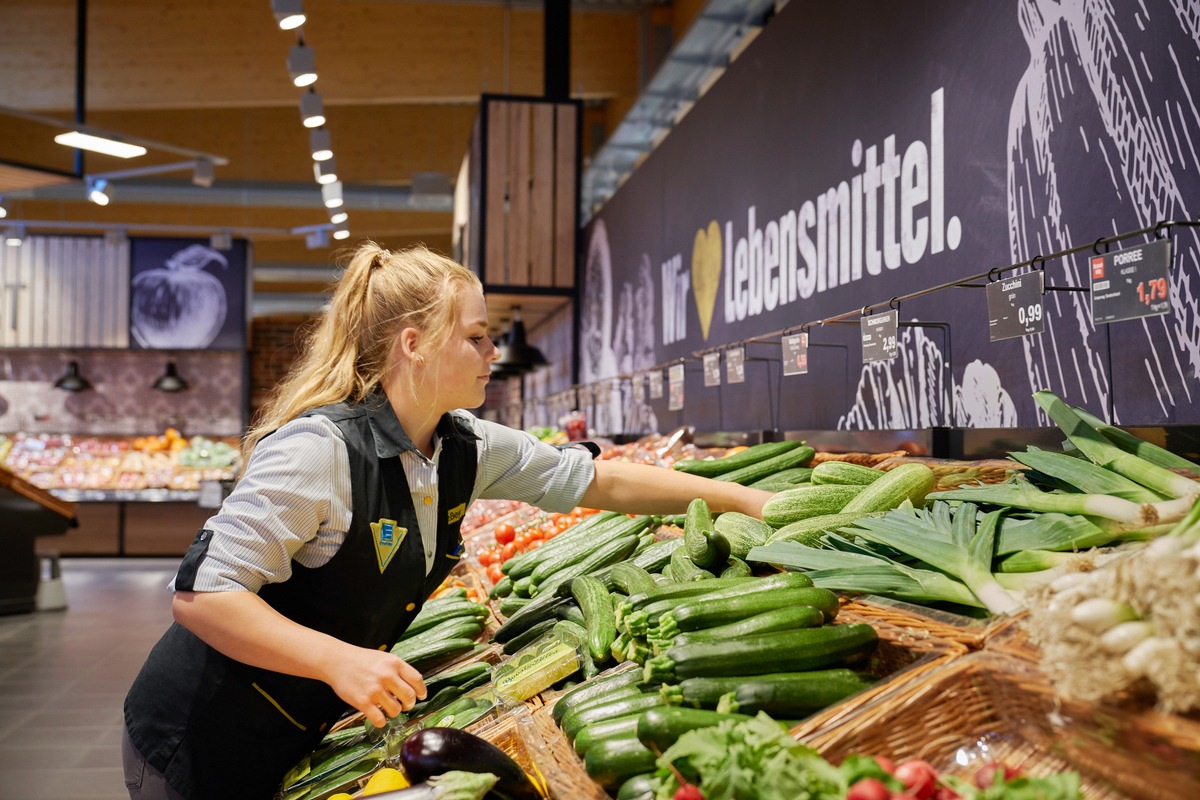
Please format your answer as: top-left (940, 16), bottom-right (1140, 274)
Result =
top-left (668, 547), bottom-right (714, 582)
top-left (671, 605), bottom-right (826, 646)
top-left (404, 601), bottom-right (488, 636)
top-left (616, 774), bottom-right (660, 800)
top-left (693, 530), bottom-right (730, 570)
top-left (644, 623), bottom-right (879, 682)
top-left (573, 712), bottom-right (643, 755)
top-left (683, 498), bottom-right (715, 562)
top-left (725, 669), bottom-right (876, 716)
top-left (660, 669), bottom-right (867, 708)
top-left (423, 661), bottom-right (491, 696)
top-left (628, 537), bottom-right (685, 573)
top-left (584, 736), bottom-right (658, 789)
top-left (661, 587), bottom-right (838, 633)
top-left (501, 618), bottom-right (557, 655)
top-left (611, 562), bottom-right (657, 596)
top-left (512, 576), bottom-right (534, 598)
top-left (529, 516), bottom-right (652, 588)
top-left (840, 463), bottom-right (936, 514)
top-left (634, 706), bottom-right (751, 751)
top-left (554, 619), bottom-right (599, 679)
top-left (719, 556), bottom-right (753, 579)
top-left (562, 689), bottom-right (662, 739)
top-left (764, 511), bottom-right (884, 547)
top-left (542, 533), bottom-right (642, 596)
top-left (749, 466), bottom-right (815, 489)
top-left (394, 636), bottom-right (480, 672)
top-left (714, 512), bottom-right (774, 558)
top-left (714, 445), bottom-right (816, 485)
top-left (672, 441), bottom-right (804, 477)
top-left (761, 484), bottom-right (866, 527)
top-left (502, 511), bottom-right (623, 580)
top-left (491, 593), bottom-right (574, 643)
top-left (552, 664), bottom-right (645, 723)
top-left (571, 576), bottom-right (617, 663)
top-left (554, 602), bottom-right (587, 627)
top-left (489, 575), bottom-right (514, 599)
top-left (811, 461), bottom-right (885, 486)
top-left (625, 572), bottom-right (814, 636)
top-left (499, 593), bottom-right (532, 617)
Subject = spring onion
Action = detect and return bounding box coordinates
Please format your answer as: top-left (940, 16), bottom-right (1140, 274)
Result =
top-left (1069, 597), bottom-right (1138, 633)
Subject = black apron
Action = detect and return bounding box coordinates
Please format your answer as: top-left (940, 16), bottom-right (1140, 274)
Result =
top-left (123, 398), bottom-right (477, 799)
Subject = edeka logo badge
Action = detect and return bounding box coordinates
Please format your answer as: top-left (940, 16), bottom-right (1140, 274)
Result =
top-left (370, 518), bottom-right (407, 573)
top-left (447, 502), bottom-right (466, 525)
top-left (691, 221), bottom-right (722, 340)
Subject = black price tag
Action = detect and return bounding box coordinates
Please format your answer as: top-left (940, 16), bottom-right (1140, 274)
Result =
top-left (648, 369), bottom-right (664, 399)
top-left (726, 347), bottom-right (745, 384)
top-left (782, 333), bottom-right (809, 376)
top-left (986, 270), bottom-right (1045, 341)
top-left (1090, 239), bottom-right (1172, 324)
top-left (703, 352), bottom-right (721, 387)
top-left (860, 310), bottom-right (898, 363)
top-left (668, 363), bottom-right (685, 411)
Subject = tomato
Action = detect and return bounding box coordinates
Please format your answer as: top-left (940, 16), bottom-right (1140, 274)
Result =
top-left (494, 523), bottom-right (516, 546)
top-left (477, 549), bottom-right (496, 567)
top-left (555, 517), bottom-right (572, 532)
top-left (486, 563), bottom-right (503, 583)
top-left (500, 542), bottom-right (516, 562)
top-left (526, 539), bottom-right (543, 549)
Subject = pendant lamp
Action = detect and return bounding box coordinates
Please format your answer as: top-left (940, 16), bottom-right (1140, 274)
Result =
top-left (492, 307), bottom-right (548, 375)
top-left (153, 361), bottom-right (189, 392)
top-left (54, 361), bottom-right (92, 392)
top-left (489, 322), bottom-right (523, 379)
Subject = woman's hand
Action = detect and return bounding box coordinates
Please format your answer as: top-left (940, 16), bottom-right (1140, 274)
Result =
top-left (324, 648), bottom-right (427, 727)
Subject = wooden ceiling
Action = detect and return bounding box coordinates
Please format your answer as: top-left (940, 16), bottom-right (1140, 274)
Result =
top-left (0, 0), bottom-right (703, 330)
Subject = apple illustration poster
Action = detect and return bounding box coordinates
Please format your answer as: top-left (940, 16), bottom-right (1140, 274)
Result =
top-left (129, 238), bottom-right (248, 350)
top-left (580, 0), bottom-right (1200, 432)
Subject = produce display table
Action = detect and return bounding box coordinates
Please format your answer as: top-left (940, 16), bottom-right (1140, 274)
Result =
top-left (0, 468), bottom-right (75, 615)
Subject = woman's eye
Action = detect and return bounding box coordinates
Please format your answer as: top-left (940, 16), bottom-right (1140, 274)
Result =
top-left (470, 336), bottom-right (484, 343)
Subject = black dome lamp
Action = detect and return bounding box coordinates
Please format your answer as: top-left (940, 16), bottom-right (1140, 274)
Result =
top-left (493, 307), bottom-right (548, 375)
top-left (153, 361), bottom-right (189, 392)
top-left (53, 361), bottom-right (92, 392)
top-left (489, 321), bottom-right (523, 380)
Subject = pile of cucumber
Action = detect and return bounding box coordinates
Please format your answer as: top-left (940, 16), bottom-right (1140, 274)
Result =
top-left (390, 588), bottom-right (492, 671)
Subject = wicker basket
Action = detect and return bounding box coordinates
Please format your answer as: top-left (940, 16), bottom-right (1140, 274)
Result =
top-left (805, 651), bottom-right (1200, 799)
top-left (841, 596), bottom-right (1027, 650)
top-left (518, 703), bottom-right (612, 800)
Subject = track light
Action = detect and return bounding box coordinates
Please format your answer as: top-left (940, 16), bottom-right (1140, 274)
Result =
top-left (54, 361), bottom-right (92, 392)
top-left (192, 157), bottom-right (215, 188)
top-left (5, 225), bottom-right (24, 246)
top-left (300, 89), bottom-right (325, 128)
top-left (332, 223), bottom-right (350, 240)
top-left (313, 156), bottom-right (338, 185)
top-left (271, 0), bottom-right (306, 30)
top-left (0, 196), bottom-right (7, 218)
top-left (305, 228), bottom-right (330, 249)
top-left (54, 131), bottom-right (147, 159)
top-left (288, 42), bottom-right (317, 88)
top-left (321, 180), bottom-right (344, 209)
top-left (329, 210), bottom-right (348, 225)
top-left (310, 128), bottom-right (332, 161)
top-left (152, 361), bottom-right (189, 392)
top-left (87, 178), bottom-right (111, 206)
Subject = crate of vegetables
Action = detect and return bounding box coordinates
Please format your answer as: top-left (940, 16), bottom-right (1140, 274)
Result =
top-left (803, 651), bottom-right (1187, 799)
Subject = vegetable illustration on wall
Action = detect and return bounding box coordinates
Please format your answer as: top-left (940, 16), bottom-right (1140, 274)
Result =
top-left (129, 238), bottom-right (247, 350)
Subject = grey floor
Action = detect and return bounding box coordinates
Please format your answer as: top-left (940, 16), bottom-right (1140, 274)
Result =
top-left (0, 558), bottom-right (179, 800)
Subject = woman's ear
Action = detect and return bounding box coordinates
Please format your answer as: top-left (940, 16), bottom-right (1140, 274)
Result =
top-left (396, 326), bottom-right (423, 362)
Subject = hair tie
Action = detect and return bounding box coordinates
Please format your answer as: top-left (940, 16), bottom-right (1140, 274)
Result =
top-left (370, 252), bottom-right (384, 272)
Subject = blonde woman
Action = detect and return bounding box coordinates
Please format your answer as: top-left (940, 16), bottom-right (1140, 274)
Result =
top-left (122, 243), bottom-right (771, 800)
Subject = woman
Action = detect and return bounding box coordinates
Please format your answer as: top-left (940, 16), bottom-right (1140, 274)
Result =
top-left (122, 243), bottom-right (771, 799)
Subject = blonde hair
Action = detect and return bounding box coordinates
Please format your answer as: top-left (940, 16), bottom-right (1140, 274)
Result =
top-left (244, 242), bottom-right (482, 457)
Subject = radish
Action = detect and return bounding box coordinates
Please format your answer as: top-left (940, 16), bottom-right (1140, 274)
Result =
top-left (893, 759), bottom-right (938, 800)
top-left (874, 756), bottom-right (896, 775)
top-left (974, 761), bottom-right (1021, 788)
top-left (846, 777), bottom-right (890, 800)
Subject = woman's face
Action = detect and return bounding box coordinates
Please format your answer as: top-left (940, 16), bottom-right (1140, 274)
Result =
top-left (423, 286), bottom-right (500, 411)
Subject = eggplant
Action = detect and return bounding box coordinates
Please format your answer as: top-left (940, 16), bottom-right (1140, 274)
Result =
top-left (400, 728), bottom-right (543, 800)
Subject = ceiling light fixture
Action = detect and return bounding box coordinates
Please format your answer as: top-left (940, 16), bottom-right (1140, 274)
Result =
top-left (313, 157), bottom-right (338, 185)
top-left (271, 0), bottom-right (306, 30)
top-left (0, 197), bottom-right (7, 219)
top-left (300, 89), bottom-right (325, 128)
top-left (329, 210), bottom-right (348, 225)
top-left (54, 361), bottom-right (92, 392)
top-left (54, 130), bottom-right (148, 159)
top-left (310, 127), bottom-right (332, 161)
top-left (4, 225), bottom-right (24, 246)
top-left (305, 228), bottom-right (330, 249)
top-left (288, 41), bottom-right (318, 87)
top-left (493, 307), bottom-right (549, 374)
top-left (332, 224), bottom-right (350, 241)
top-left (321, 180), bottom-right (344, 209)
top-left (192, 157), bottom-right (215, 187)
top-left (152, 361), bottom-right (189, 392)
top-left (87, 178), bottom-right (111, 206)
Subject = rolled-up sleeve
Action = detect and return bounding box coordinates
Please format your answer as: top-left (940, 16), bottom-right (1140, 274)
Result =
top-left (471, 417), bottom-right (596, 513)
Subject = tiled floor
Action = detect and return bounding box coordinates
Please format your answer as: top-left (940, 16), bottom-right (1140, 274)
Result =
top-left (0, 558), bottom-right (179, 800)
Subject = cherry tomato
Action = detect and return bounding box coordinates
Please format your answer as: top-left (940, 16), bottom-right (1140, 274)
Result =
top-left (494, 523), bottom-right (516, 546)
top-left (478, 549), bottom-right (496, 567)
top-left (486, 563), bottom-right (503, 583)
top-left (526, 539), bottom-right (543, 549)
top-left (500, 542), bottom-right (516, 562)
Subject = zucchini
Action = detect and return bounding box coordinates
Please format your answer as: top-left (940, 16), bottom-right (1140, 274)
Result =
top-left (660, 669), bottom-right (868, 709)
top-left (671, 605), bottom-right (826, 646)
top-left (584, 736), bottom-right (658, 789)
top-left (811, 461), bottom-right (885, 486)
top-left (627, 576), bottom-right (758, 611)
top-left (644, 623), bottom-right (879, 682)
top-left (761, 484), bottom-right (865, 527)
top-left (571, 576), bottom-right (617, 663)
top-left (564, 691), bottom-right (669, 739)
top-left (724, 669), bottom-right (875, 716)
top-left (573, 712), bottom-right (643, 755)
top-left (764, 511), bottom-right (884, 547)
top-left (748, 466), bottom-right (814, 489)
top-left (668, 547), bottom-right (714, 582)
top-left (501, 618), bottom-right (558, 655)
top-left (719, 556), bottom-right (753, 579)
top-left (661, 587), bottom-right (838, 634)
top-left (672, 441), bottom-right (803, 477)
top-left (611, 562), bottom-right (657, 596)
top-left (713, 512), bottom-right (774, 558)
top-left (714, 445), bottom-right (816, 485)
top-left (552, 664), bottom-right (645, 723)
top-left (840, 463), bottom-right (936, 514)
top-left (635, 707), bottom-right (751, 751)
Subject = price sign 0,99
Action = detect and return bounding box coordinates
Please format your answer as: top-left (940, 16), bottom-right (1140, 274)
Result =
top-left (986, 270), bottom-right (1045, 341)
top-left (631, 373), bottom-right (645, 403)
top-left (726, 347), bottom-right (745, 384)
top-left (667, 363), bottom-right (685, 411)
top-left (860, 310), bottom-right (899, 363)
top-left (782, 333), bottom-right (808, 375)
top-left (703, 352), bottom-right (721, 387)
top-left (648, 369), bottom-right (664, 399)
top-left (1090, 238), bottom-right (1172, 325)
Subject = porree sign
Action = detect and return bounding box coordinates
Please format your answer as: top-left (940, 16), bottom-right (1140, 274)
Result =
top-left (663, 88), bottom-right (960, 345)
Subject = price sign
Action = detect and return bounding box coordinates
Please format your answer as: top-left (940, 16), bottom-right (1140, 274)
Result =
top-left (631, 373), bottom-right (645, 402)
top-left (860, 310), bottom-right (899, 363)
top-left (726, 347), bottom-right (745, 384)
top-left (703, 352), bottom-right (722, 387)
top-left (648, 369), bottom-right (664, 399)
top-left (668, 363), bottom-right (685, 411)
top-left (782, 332), bottom-right (809, 375)
top-left (986, 270), bottom-right (1045, 341)
top-left (1090, 239), bottom-right (1172, 324)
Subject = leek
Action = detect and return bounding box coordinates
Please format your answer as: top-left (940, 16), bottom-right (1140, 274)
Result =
top-left (1072, 406), bottom-right (1200, 477)
top-left (929, 476), bottom-right (1172, 529)
top-left (994, 512), bottom-right (1115, 554)
top-left (1009, 448), bottom-right (1165, 502)
top-left (996, 549), bottom-right (1081, 573)
top-left (1033, 390), bottom-right (1200, 500)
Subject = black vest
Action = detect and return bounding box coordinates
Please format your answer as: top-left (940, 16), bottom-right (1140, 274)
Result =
top-left (123, 399), bottom-right (478, 800)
